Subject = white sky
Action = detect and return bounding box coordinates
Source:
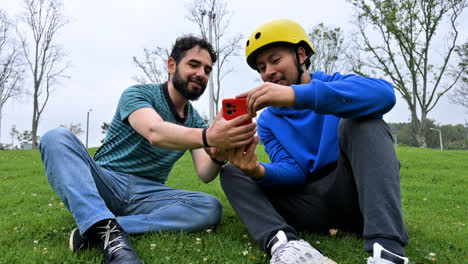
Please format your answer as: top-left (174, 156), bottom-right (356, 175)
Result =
top-left (1, 0), bottom-right (467, 147)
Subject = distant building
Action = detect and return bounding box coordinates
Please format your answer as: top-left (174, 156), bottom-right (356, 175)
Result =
top-left (23, 143), bottom-right (33, 150)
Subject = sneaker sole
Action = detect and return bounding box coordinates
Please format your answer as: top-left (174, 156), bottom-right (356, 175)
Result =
top-left (69, 228), bottom-right (80, 252)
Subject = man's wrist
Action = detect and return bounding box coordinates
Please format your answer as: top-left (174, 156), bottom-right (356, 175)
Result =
top-left (202, 128), bottom-right (211, 148)
top-left (246, 162), bottom-right (265, 179)
top-left (211, 156), bottom-right (227, 166)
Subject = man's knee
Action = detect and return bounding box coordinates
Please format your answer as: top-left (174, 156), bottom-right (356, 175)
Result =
top-left (220, 163), bottom-right (246, 182)
top-left (40, 128), bottom-right (74, 150)
top-left (219, 163), bottom-right (248, 193)
top-left (338, 118), bottom-right (390, 142)
top-left (197, 194), bottom-right (223, 227)
top-left (220, 163), bottom-right (238, 177)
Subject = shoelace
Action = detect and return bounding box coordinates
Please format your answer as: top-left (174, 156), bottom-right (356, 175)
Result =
top-left (272, 240), bottom-right (329, 264)
top-left (294, 240), bottom-right (326, 261)
top-left (97, 222), bottom-right (126, 255)
top-left (271, 243), bottom-right (298, 263)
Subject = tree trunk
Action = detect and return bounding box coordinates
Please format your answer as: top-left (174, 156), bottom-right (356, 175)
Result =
top-left (0, 105), bottom-right (2, 142)
top-left (215, 74), bottom-right (220, 115)
top-left (32, 87), bottom-right (39, 149)
top-left (410, 109), bottom-right (427, 148)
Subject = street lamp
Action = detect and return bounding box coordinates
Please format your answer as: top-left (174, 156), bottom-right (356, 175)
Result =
top-left (392, 133), bottom-right (398, 146)
top-left (429, 128), bottom-right (443, 151)
top-left (11, 124), bottom-right (16, 148)
top-left (86, 109), bottom-right (92, 148)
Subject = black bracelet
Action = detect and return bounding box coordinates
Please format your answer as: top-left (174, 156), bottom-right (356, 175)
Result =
top-left (211, 156), bottom-right (228, 166)
top-left (202, 128), bottom-right (210, 148)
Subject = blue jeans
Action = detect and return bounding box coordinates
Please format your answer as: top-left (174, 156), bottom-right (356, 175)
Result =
top-left (39, 128), bottom-right (222, 236)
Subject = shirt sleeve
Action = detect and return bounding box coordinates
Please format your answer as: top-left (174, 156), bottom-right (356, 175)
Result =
top-left (117, 86), bottom-right (154, 123)
top-left (292, 71), bottom-right (396, 118)
top-left (255, 116), bottom-right (307, 189)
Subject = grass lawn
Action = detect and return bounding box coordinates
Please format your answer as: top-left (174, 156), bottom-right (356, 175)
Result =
top-left (0, 146), bottom-right (466, 263)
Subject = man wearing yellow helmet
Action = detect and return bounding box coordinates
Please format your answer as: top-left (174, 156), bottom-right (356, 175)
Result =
top-left (220, 19), bottom-right (409, 264)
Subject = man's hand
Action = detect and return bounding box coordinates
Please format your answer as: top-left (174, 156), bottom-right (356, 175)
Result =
top-left (237, 82), bottom-right (296, 116)
top-left (227, 136), bottom-right (265, 180)
top-left (206, 111), bottom-right (257, 149)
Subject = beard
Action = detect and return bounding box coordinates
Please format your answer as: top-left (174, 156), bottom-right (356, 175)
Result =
top-left (172, 67), bottom-right (207, 101)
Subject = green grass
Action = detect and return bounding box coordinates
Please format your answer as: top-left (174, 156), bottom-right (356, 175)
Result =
top-left (0, 146), bottom-right (466, 263)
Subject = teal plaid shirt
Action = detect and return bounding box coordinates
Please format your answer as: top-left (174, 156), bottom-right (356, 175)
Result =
top-left (94, 83), bottom-right (207, 183)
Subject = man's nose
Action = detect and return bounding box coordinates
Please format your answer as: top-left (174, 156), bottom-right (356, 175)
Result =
top-left (195, 67), bottom-right (207, 78)
top-left (265, 65), bottom-right (276, 80)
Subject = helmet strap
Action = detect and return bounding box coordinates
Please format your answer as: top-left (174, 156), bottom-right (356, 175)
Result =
top-left (294, 48), bottom-right (304, 85)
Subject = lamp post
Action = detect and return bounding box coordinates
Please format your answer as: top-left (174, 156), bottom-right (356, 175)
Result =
top-left (392, 133), bottom-right (398, 146)
top-left (11, 124), bottom-right (16, 148)
top-left (465, 120), bottom-right (468, 149)
top-left (86, 109), bottom-right (92, 148)
top-left (429, 128), bottom-right (443, 151)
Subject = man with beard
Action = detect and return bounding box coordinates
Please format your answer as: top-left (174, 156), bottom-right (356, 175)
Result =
top-left (39, 35), bottom-right (256, 264)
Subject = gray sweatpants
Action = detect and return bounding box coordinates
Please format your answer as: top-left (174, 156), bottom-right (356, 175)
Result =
top-left (220, 118), bottom-right (409, 254)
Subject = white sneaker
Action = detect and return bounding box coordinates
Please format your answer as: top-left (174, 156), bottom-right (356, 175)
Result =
top-left (270, 239), bottom-right (337, 264)
top-left (367, 243), bottom-right (408, 264)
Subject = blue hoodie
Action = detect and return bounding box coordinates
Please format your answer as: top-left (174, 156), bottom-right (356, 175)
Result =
top-left (256, 71), bottom-right (395, 189)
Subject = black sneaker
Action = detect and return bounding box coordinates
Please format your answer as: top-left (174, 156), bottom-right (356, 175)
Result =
top-left (69, 228), bottom-right (89, 252)
top-left (95, 220), bottom-right (143, 264)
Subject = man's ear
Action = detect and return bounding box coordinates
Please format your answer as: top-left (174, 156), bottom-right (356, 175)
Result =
top-left (168, 57), bottom-right (176, 75)
top-left (297, 46), bottom-right (307, 65)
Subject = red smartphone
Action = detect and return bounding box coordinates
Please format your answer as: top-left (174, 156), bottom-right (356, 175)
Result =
top-left (223, 98), bottom-right (253, 151)
top-left (222, 98), bottom-right (252, 126)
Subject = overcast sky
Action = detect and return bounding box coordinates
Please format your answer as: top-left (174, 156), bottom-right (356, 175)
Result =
top-left (1, 0), bottom-right (467, 147)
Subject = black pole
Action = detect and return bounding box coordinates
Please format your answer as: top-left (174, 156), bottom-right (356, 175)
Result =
top-left (86, 111), bottom-right (90, 148)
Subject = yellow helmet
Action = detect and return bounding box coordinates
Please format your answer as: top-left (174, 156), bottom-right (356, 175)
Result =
top-left (245, 19), bottom-right (315, 70)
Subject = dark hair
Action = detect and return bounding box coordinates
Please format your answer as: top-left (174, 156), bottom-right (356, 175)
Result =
top-left (169, 35), bottom-right (217, 65)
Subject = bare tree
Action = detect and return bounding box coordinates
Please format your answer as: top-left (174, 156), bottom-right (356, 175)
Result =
top-left (186, 0), bottom-right (242, 117)
top-left (59, 122), bottom-right (83, 136)
top-left (17, 0), bottom-right (70, 149)
top-left (0, 10), bottom-right (24, 142)
top-left (132, 47), bottom-right (170, 84)
top-left (351, 0), bottom-right (467, 147)
top-left (308, 23), bottom-right (350, 74)
top-left (450, 42), bottom-right (468, 110)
